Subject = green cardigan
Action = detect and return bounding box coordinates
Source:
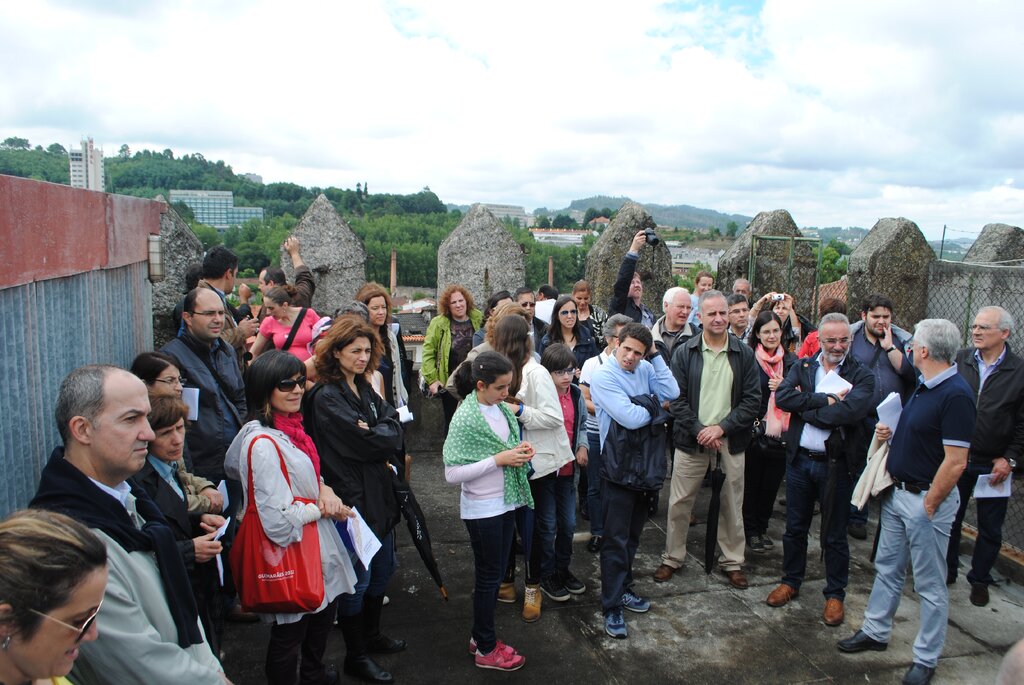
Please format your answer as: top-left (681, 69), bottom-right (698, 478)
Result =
top-left (421, 309), bottom-right (484, 385)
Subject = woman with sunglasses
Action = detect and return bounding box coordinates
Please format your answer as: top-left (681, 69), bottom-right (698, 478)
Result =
top-left (0, 509), bottom-right (107, 685)
top-left (304, 319), bottom-right (406, 684)
top-left (225, 351), bottom-right (357, 685)
top-left (130, 351), bottom-right (225, 516)
top-left (537, 295), bottom-right (598, 374)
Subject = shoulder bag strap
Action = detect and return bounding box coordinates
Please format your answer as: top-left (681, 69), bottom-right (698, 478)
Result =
top-left (280, 307), bottom-right (309, 353)
top-left (245, 435), bottom-right (296, 512)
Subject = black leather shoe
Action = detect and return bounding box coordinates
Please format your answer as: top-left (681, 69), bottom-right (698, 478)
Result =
top-left (324, 665), bottom-right (340, 685)
top-left (837, 630), bottom-right (888, 653)
top-left (587, 536), bottom-right (602, 553)
top-left (969, 582), bottom-right (990, 607)
top-left (847, 523), bottom-right (868, 540)
top-left (344, 654), bottom-right (394, 684)
top-left (366, 633), bottom-right (408, 654)
top-left (901, 662), bottom-right (935, 685)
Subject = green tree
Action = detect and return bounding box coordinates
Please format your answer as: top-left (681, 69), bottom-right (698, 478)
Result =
top-left (46, 143), bottom-right (67, 155)
top-left (1, 137), bottom-right (29, 150)
top-left (536, 215), bottom-right (551, 229)
top-left (119, 144), bottom-right (131, 159)
top-left (677, 262), bottom-right (716, 291)
top-left (725, 221), bottom-right (739, 238)
top-left (191, 223), bottom-right (221, 251)
top-left (234, 241), bottom-right (270, 273)
top-left (815, 245), bottom-right (848, 283)
top-left (552, 214), bottom-right (578, 229)
top-left (827, 238), bottom-right (852, 256)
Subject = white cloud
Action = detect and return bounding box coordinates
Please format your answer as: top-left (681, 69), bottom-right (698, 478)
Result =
top-left (2, 0), bottom-right (1023, 237)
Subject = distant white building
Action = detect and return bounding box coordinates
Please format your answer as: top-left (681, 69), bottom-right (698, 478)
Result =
top-left (478, 203), bottom-right (532, 226)
top-left (68, 137), bottom-right (104, 191)
top-left (168, 189), bottom-right (264, 231)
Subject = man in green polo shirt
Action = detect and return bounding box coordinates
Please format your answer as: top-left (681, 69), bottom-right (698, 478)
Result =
top-left (654, 290), bottom-right (761, 589)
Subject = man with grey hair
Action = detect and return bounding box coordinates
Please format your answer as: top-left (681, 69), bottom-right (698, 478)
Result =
top-left (732, 278), bottom-right (751, 301)
top-left (839, 319), bottom-right (976, 685)
top-left (766, 313), bottom-right (875, 627)
top-left (946, 305), bottom-right (1024, 607)
top-left (654, 289), bottom-right (761, 589)
top-left (30, 365), bottom-right (229, 684)
top-left (650, 286), bottom-right (698, 363)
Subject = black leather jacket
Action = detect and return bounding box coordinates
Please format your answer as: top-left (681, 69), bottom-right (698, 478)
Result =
top-left (956, 345), bottom-right (1024, 466)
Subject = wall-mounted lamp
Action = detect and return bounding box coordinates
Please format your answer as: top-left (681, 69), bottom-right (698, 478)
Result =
top-left (148, 234), bottom-right (165, 283)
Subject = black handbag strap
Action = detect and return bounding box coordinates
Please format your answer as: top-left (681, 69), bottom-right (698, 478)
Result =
top-left (281, 307), bottom-right (309, 352)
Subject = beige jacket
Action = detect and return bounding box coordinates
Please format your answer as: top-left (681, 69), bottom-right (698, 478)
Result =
top-left (516, 359), bottom-right (574, 480)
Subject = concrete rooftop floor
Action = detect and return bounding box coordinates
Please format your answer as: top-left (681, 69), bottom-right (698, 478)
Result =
top-left (221, 450), bottom-right (1023, 684)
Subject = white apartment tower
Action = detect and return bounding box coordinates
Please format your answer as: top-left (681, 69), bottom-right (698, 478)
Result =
top-left (69, 137), bottom-right (105, 191)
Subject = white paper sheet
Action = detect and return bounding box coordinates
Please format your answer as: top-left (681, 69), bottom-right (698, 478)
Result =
top-left (181, 387), bottom-right (200, 421)
top-left (534, 299), bottom-right (555, 325)
top-left (397, 405), bottom-right (414, 423)
top-left (817, 369), bottom-right (853, 395)
top-left (217, 479), bottom-right (230, 514)
top-left (346, 507), bottom-right (382, 568)
top-left (876, 392), bottom-right (903, 433)
top-left (213, 516), bottom-right (231, 586)
top-left (974, 473), bottom-right (1013, 499)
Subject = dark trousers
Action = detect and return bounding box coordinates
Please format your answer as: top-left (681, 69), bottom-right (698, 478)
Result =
top-left (441, 392), bottom-right (459, 435)
top-left (505, 477), bottom-right (551, 584)
top-left (265, 599), bottom-right (338, 685)
top-left (947, 462), bottom-right (1010, 586)
top-left (599, 481), bottom-right (648, 613)
top-left (337, 530), bottom-right (397, 617)
top-left (465, 511), bottom-right (516, 655)
top-left (781, 454), bottom-right (852, 599)
top-left (586, 431), bottom-right (606, 536)
top-left (742, 442), bottom-right (787, 537)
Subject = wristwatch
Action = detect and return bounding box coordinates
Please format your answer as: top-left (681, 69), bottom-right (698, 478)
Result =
top-left (1008, 458), bottom-right (1018, 469)
top-left (886, 346), bottom-right (897, 353)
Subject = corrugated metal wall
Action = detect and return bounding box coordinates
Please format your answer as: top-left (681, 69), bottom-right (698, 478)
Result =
top-left (0, 262), bottom-right (153, 515)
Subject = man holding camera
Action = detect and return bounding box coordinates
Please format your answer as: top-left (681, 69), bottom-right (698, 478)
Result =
top-left (609, 230), bottom-right (656, 328)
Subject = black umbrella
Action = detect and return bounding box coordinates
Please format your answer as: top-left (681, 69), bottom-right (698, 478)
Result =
top-left (704, 450), bottom-right (726, 574)
top-left (819, 451), bottom-right (839, 560)
top-left (391, 472), bottom-right (448, 600)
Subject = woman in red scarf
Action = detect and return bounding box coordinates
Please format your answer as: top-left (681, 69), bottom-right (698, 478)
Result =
top-left (742, 311), bottom-right (796, 554)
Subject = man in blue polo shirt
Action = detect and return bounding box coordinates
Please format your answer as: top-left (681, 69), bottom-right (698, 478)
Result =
top-left (838, 319), bottom-right (976, 685)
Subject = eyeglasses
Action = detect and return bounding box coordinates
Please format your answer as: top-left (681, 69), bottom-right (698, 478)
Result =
top-left (558, 310), bottom-right (578, 317)
top-left (553, 367), bottom-right (576, 376)
top-left (821, 337), bottom-right (851, 346)
top-left (30, 599), bottom-right (103, 644)
top-left (519, 302), bottom-right (536, 308)
top-left (275, 376), bottom-right (307, 392)
top-left (155, 376), bottom-right (186, 387)
top-left (970, 324), bottom-right (996, 331)
top-left (189, 310), bottom-right (225, 318)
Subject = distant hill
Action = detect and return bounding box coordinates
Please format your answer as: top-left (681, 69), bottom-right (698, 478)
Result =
top-left (927, 237), bottom-right (975, 261)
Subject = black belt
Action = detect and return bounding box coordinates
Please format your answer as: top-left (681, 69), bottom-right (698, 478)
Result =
top-left (797, 448), bottom-right (828, 462)
top-left (893, 480), bottom-right (930, 494)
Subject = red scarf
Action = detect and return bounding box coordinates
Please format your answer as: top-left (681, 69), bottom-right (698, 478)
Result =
top-left (754, 344), bottom-right (791, 437)
top-left (273, 411), bottom-right (321, 480)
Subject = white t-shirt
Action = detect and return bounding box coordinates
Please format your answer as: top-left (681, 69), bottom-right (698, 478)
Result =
top-left (579, 350), bottom-right (610, 433)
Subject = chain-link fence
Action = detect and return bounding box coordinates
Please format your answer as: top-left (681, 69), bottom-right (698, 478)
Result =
top-left (927, 259), bottom-right (1024, 553)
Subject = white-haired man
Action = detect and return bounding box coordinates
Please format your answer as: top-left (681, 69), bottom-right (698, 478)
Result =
top-left (650, 286), bottom-right (699, 364)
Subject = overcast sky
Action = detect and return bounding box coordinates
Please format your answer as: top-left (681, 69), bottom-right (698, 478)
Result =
top-left (2, 0), bottom-right (1022, 238)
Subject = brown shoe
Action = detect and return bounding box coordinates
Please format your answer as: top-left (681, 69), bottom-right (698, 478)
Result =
top-left (822, 598), bottom-right (845, 626)
top-left (653, 564), bottom-right (677, 583)
top-left (766, 583), bottom-right (799, 607)
top-left (723, 569), bottom-right (749, 589)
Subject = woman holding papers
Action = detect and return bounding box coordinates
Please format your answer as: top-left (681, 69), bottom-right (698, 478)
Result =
top-left (304, 318), bottom-right (407, 684)
top-left (743, 311), bottom-right (796, 553)
top-left (226, 350), bottom-right (357, 685)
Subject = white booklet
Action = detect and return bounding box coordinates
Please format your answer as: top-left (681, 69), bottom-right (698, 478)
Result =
top-left (346, 506), bottom-right (383, 567)
top-left (818, 369), bottom-right (853, 395)
top-left (876, 392), bottom-right (903, 434)
top-left (974, 473), bottom-right (1012, 499)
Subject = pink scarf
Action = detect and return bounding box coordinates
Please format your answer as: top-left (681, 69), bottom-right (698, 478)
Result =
top-left (273, 411), bottom-right (321, 481)
top-left (755, 344), bottom-right (791, 438)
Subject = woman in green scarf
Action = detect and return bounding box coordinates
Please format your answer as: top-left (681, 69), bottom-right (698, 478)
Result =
top-left (443, 351), bottom-right (534, 672)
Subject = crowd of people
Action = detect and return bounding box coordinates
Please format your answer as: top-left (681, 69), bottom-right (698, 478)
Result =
top-left (1, 232), bottom-right (1021, 685)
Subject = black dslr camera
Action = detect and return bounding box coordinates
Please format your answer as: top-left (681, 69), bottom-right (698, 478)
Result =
top-left (644, 227), bottom-right (660, 246)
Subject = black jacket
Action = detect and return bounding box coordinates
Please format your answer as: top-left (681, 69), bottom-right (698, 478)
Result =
top-left (161, 333), bottom-right (246, 481)
top-left (304, 381), bottom-right (403, 539)
top-left (608, 252), bottom-right (654, 324)
top-left (669, 333), bottom-right (761, 455)
top-left (775, 353), bottom-right (876, 476)
top-left (956, 345), bottom-right (1024, 466)
top-left (601, 393), bottom-right (672, 491)
top-left (134, 460), bottom-right (203, 572)
top-left (754, 349), bottom-right (798, 419)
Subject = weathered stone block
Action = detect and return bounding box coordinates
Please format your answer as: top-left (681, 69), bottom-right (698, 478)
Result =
top-left (152, 200), bottom-right (203, 348)
top-left (436, 204), bottom-right (525, 307)
top-left (964, 223), bottom-right (1024, 264)
top-left (282, 194), bottom-right (366, 316)
top-left (585, 201), bottom-right (673, 317)
top-left (848, 217), bottom-right (935, 328)
top-left (717, 210), bottom-right (816, 316)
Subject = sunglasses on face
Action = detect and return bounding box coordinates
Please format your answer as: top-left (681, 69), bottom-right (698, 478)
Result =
top-left (30, 599), bottom-right (103, 644)
top-left (559, 309), bottom-right (578, 317)
top-left (276, 376), bottom-right (307, 392)
top-left (519, 302), bottom-right (536, 308)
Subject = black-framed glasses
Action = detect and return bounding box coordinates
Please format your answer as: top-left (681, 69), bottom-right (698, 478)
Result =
top-left (276, 376), bottom-right (307, 392)
top-left (559, 309), bottom-right (578, 317)
top-left (30, 599), bottom-right (103, 644)
top-left (155, 375), bottom-right (186, 387)
top-left (553, 367), bottom-right (576, 377)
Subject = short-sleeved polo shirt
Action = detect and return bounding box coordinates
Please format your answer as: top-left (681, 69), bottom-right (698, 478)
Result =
top-left (887, 363), bottom-right (975, 484)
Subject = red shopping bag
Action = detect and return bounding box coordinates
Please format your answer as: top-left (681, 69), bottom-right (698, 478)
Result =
top-left (230, 435), bottom-right (325, 614)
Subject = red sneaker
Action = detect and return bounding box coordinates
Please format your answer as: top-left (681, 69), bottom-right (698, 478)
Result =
top-left (468, 638), bottom-right (518, 657)
top-left (475, 643), bottom-right (525, 671)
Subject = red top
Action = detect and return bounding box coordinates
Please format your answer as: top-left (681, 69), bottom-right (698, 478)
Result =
top-left (557, 392), bottom-right (575, 477)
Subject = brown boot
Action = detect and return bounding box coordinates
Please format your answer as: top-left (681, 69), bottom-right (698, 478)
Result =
top-left (522, 584), bottom-right (542, 623)
top-left (822, 598), bottom-right (844, 626)
top-left (653, 564), bottom-right (677, 583)
top-left (766, 583), bottom-right (799, 607)
top-left (497, 582), bottom-right (517, 604)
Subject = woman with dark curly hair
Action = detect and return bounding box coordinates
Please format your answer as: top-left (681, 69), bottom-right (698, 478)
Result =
top-left (304, 318), bottom-right (407, 684)
top-left (421, 284), bottom-right (484, 432)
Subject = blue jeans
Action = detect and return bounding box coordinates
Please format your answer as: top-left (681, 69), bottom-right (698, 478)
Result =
top-left (861, 488), bottom-right (960, 668)
top-left (781, 454), bottom-right (852, 599)
top-left (946, 462), bottom-right (1010, 586)
top-left (465, 511), bottom-right (515, 655)
top-left (586, 430), bottom-right (606, 536)
top-left (551, 475), bottom-right (577, 574)
top-left (529, 473), bottom-right (563, 580)
top-left (337, 530), bottom-right (397, 617)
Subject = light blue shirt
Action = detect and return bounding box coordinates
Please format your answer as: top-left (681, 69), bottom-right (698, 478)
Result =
top-left (975, 346), bottom-right (1007, 392)
top-left (147, 455), bottom-right (186, 500)
top-left (590, 353), bottom-right (680, 448)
